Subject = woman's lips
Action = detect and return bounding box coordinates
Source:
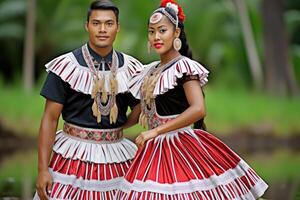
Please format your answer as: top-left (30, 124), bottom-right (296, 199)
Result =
top-left (154, 43), bottom-right (163, 49)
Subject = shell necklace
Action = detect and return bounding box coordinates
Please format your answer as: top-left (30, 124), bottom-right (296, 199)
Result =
top-left (82, 44), bottom-right (119, 124)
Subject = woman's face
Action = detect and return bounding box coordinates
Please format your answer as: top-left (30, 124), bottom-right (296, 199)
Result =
top-left (148, 14), bottom-right (180, 55)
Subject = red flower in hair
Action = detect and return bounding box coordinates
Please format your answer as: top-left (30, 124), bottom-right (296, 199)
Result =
top-left (160, 0), bottom-right (186, 22)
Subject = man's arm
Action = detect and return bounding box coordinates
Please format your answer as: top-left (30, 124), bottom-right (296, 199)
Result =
top-left (122, 104), bottom-right (141, 129)
top-left (36, 99), bottom-right (63, 200)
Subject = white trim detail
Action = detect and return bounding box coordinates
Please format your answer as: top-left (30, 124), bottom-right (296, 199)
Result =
top-left (119, 160), bottom-right (267, 195)
top-left (45, 51), bottom-right (143, 95)
top-left (129, 57), bottom-right (209, 99)
top-left (117, 179), bottom-right (268, 200)
top-left (52, 131), bottom-right (137, 164)
top-left (49, 168), bottom-right (123, 192)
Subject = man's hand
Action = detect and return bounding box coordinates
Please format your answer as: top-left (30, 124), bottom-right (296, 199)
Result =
top-left (36, 170), bottom-right (53, 200)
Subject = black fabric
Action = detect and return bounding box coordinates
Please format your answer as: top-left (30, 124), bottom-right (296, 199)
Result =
top-left (40, 45), bottom-right (139, 129)
top-left (155, 74), bottom-right (206, 130)
top-left (40, 72), bottom-right (68, 104)
top-left (155, 74), bottom-right (199, 116)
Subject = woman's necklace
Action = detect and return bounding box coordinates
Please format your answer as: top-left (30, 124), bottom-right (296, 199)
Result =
top-left (139, 55), bottom-right (183, 128)
top-left (82, 44), bottom-right (119, 124)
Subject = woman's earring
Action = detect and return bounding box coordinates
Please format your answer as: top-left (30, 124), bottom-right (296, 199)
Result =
top-left (147, 41), bottom-right (152, 54)
top-left (173, 38), bottom-right (182, 51)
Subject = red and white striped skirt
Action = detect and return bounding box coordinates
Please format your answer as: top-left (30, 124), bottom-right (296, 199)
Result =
top-left (34, 122), bottom-right (137, 200)
top-left (117, 127), bottom-right (268, 200)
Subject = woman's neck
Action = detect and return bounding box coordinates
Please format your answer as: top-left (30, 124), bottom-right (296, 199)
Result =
top-left (159, 49), bottom-right (181, 66)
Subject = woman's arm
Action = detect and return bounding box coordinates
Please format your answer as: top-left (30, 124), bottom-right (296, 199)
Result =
top-left (36, 100), bottom-right (63, 200)
top-left (136, 80), bottom-right (205, 147)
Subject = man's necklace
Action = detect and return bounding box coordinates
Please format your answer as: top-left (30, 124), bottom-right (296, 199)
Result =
top-left (82, 44), bottom-right (119, 124)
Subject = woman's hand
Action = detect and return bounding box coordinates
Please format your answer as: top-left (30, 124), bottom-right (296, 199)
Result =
top-left (36, 170), bottom-right (53, 200)
top-left (135, 128), bottom-right (159, 148)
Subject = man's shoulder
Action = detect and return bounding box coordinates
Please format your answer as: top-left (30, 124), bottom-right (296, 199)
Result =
top-left (71, 46), bottom-right (83, 57)
top-left (70, 45), bottom-right (87, 66)
top-left (48, 45), bottom-right (83, 61)
top-left (120, 52), bottom-right (141, 63)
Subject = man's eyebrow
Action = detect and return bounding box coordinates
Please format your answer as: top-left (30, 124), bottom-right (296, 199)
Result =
top-left (91, 19), bottom-right (115, 23)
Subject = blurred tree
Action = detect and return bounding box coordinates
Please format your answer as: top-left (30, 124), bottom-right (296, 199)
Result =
top-left (285, 0), bottom-right (300, 86)
top-left (0, 0), bottom-right (26, 83)
top-left (35, 0), bottom-right (89, 77)
top-left (116, 0), bottom-right (155, 62)
top-left (234, 0), bottom-right (263, 90)
top-left (0, 0), bottom-right (299, 94)
top-left (22, 0), bottom-right (35, 92)
top-left (184, 0), bottom-right (252, 87)
top-left (262, 0), bottom-right (299, 96)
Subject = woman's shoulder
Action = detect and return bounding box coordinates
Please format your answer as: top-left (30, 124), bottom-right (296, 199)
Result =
top-left (152, 56), bottom-right (209, 96)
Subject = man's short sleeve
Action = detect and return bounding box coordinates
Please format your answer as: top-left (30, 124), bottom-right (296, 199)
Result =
top-left (127, 93), bottom-right (140, 110)
top-left (40, 72), bottom-right (69, 104)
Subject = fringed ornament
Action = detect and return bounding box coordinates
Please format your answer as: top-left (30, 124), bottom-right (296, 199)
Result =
top-left (110, 103), bottom-right (118, 124)
top-left (82, 44), bottom-right (119, 124)
top-left (139, 56), bottom-right (183, 127)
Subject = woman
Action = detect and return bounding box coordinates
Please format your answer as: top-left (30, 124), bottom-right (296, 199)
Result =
top-left (118, 0), bottom-right (268, 199)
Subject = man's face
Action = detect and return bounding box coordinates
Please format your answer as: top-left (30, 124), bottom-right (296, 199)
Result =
top-left (86, 10), bottom-right (119, 49)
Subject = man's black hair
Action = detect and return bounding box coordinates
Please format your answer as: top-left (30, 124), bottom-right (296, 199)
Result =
top-left (87, 0), bottom-right (119, 22)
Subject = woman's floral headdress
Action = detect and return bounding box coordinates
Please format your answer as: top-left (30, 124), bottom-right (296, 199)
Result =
top-left (150, 0), bottom-right (186, 28)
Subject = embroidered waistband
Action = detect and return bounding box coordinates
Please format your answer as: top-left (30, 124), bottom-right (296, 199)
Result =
top-left (63, 122), bottom-right (123, 142)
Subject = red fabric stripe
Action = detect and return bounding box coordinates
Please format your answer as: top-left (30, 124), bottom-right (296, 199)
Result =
top-left (176, 63), bottom-right (180, 73)
top-left (128, 67), bottom-right (134, 76)
top-left (184, 60), bottom-right (192, 74)
top-left (72, 76), bottom-right (80, 90)
top-left (58, 61), bottom-right (70, 76)
top-left (84, 72), bottom-right (89, 88)
top-left (52, 57), bottom-right (65, 71)
top-left (125, 129), bottom-right (241, 183)
top-left (65, 66), bottom-right (76, 81)
top-left (49, 152), bottom-right (131, 181)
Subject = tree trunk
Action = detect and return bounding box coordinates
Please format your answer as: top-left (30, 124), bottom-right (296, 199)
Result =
top-left (262, 0), bottom-right (298, 96)
top-left (234, 0), bottom-right (263, 90)
top-left (22, 0), bottom-right (36, 92)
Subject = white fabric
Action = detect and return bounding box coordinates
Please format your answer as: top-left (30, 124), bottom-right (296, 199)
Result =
top-left (129, 57), bottom-right (209, 99)
top-left (33, 168), bottom-right (121, 200)
top-left (50, 168), bottom-right (122, 192)
top-left (52, 131), bottom-right (137, 164)
top-left (118, 180), bottom-right (268, 200)
top-left (119, 160), bottom-right (267, 196)
top-left (45, 52), bottom-right (143, 95)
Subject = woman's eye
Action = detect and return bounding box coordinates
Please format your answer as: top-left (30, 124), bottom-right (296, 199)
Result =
top-left (160, 29), bottom-right (167, 33)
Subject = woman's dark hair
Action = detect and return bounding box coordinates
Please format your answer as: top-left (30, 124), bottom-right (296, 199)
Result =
top-left (87, 0), bottom-right (119, 22)
top-left (157, 7), bottom-right (207, 130)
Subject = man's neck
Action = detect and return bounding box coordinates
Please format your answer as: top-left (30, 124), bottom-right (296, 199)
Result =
top-left (88, 42), bottom-right (113, 58)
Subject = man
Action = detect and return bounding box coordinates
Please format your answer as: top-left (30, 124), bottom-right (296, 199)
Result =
top-left (34, 0), bottom-right (142, 199)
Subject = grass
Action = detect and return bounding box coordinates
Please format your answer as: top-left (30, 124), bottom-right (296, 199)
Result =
top-left (245, 150), bottom-right (300, 182)
top-left (0, 84), bottom-right (44, 137)
top-left (0, 83), bottom-right (300, 137)
top-left (0, 150), bottom-right (37, 197)
top-left (204, 86), bottom-right (300, 135)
